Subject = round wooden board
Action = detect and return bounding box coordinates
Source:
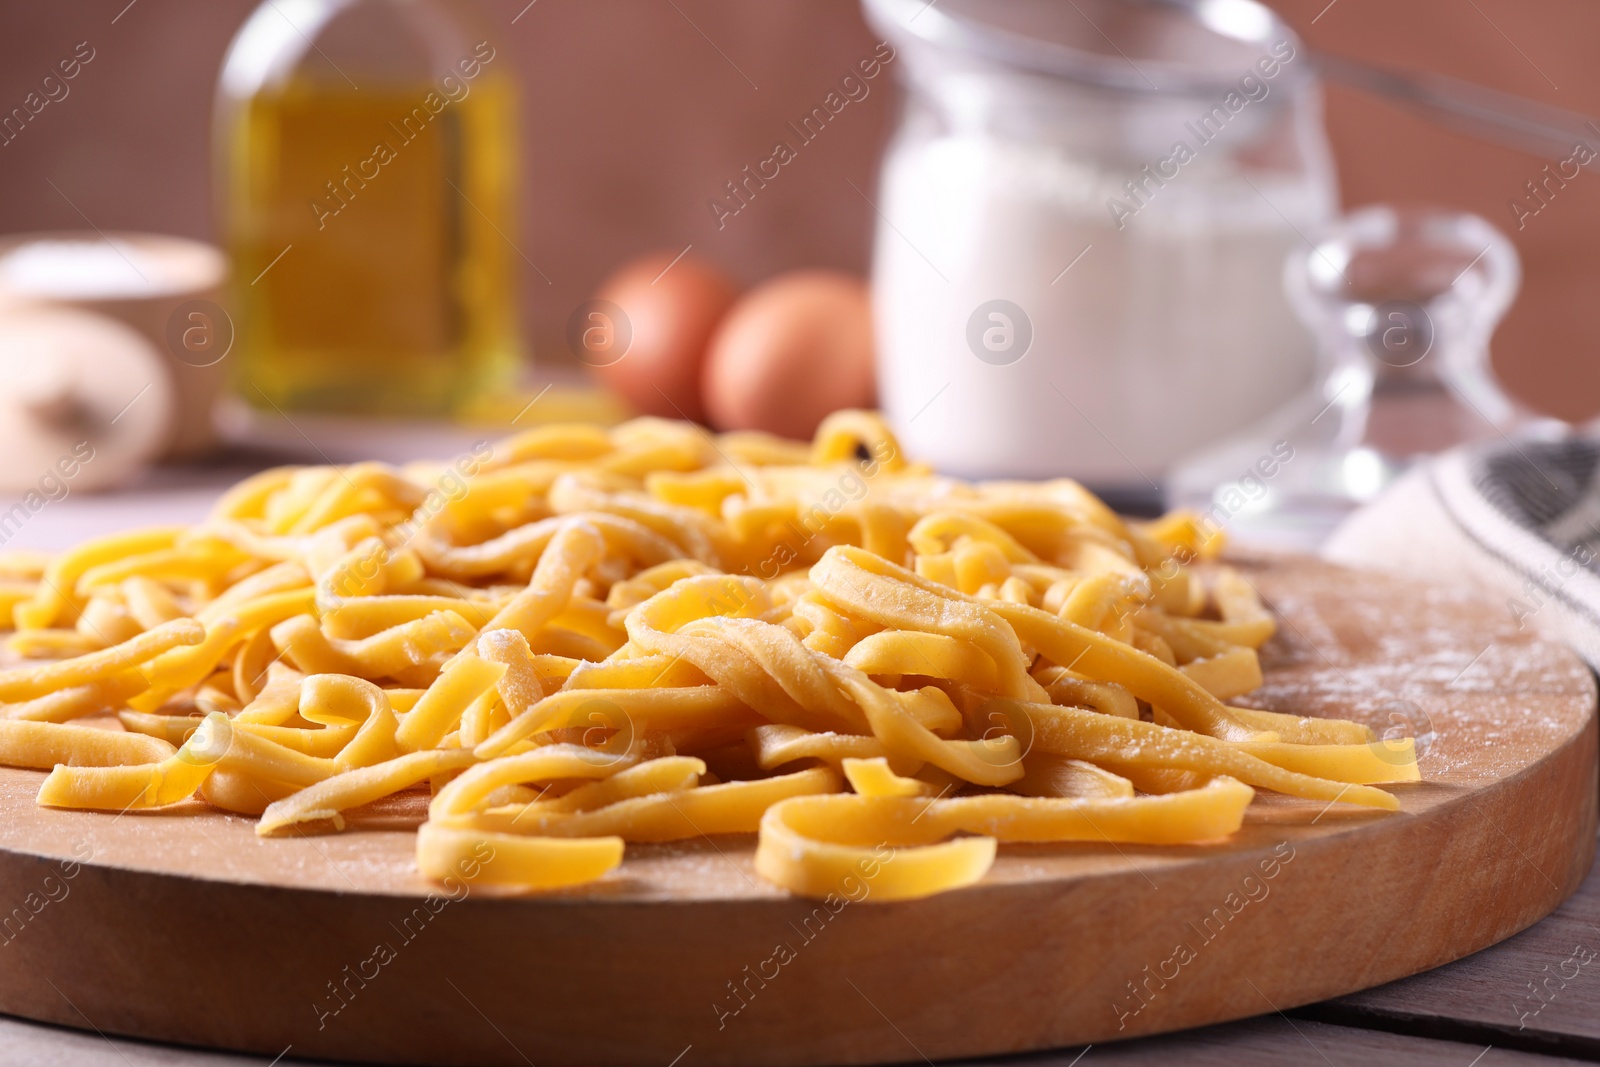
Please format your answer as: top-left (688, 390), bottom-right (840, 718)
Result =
top-left (0, 556), bottom-right (1594, 1067)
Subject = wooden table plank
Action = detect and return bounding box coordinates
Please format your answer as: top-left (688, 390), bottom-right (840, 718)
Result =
top-left (1305, 842), bottom-right (1600, 1059)
top-left (0, 1013), bottom-right (294, 1066)
top-left (973, 1017), bottom-right (1590, 1065)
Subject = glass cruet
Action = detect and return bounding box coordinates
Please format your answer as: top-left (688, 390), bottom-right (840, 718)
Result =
top-left (1167, 204), bottom-right (1562, 547)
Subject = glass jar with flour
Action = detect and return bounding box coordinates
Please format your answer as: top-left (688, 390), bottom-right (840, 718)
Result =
top-left (862, 0), bottom-right (1336, 497)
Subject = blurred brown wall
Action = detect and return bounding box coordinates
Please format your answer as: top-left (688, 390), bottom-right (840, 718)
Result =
top-left (0, 0), bottom-right (1596, 419)
top-left (1283, 0), bottom-right (1600, 421)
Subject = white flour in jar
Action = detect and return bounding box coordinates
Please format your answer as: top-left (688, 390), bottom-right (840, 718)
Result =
top-left (873, 130), bottom-right (1329, 484)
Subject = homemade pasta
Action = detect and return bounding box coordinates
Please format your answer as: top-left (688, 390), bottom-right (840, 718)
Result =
top-left (0, 412), bottom-right (1418, 900)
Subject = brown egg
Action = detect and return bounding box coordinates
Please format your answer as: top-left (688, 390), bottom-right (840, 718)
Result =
top-left (585, 251), bottom-right (739, 422)
top-left (701, 271), bottom-right (875, 439)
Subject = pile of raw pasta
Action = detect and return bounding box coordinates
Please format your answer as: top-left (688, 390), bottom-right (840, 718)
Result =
top-left (0, 411), bottom-right (1416, 900)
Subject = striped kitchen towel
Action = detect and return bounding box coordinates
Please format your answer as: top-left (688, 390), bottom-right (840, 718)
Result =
top-left (1324, 436), bottom-right (1600, 669)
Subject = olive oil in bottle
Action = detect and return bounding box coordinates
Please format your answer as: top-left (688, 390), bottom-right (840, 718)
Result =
top-left (216, 0), bottom-right (518, 416)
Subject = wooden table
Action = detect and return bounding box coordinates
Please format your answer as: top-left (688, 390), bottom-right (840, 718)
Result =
top-left (3, 444), bottom-right (1596, 1067)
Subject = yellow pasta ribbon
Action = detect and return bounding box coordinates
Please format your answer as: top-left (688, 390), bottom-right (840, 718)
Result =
top-left (756, 778), bottom-right (1254, 901)
top-left (0, 619), bottom-right (203, 702)
top-left (0, 720), bottom-right (174, 769)
top-left (38, 713), bottom-right (232, 810)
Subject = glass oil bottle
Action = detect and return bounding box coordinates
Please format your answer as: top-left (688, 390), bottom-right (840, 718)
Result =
top-left (216, 0), bottom-right (519, 416)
